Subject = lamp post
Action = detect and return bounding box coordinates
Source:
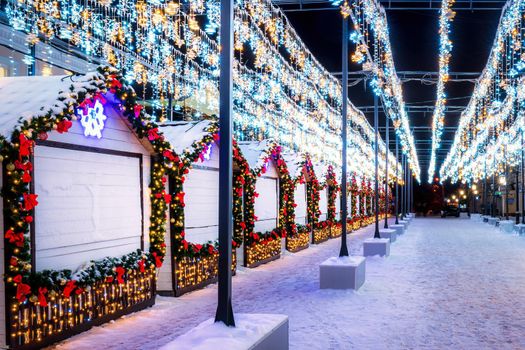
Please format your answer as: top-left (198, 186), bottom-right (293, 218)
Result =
top-left (395, 135), bottom-right (399, 225)
top-left (516, 165), bottom-right (520, 224)
top-left (339, 16), bottom-right (349, 257)
top-left (505, 147), bottom-right (509, 221)
top-left (374, 93), bottom-right (380, 239)
top-left (483, 158), bottom-right (488, 216)
top-left (384, 109), bottom-right (389, 228)
top-left (215, 0), bottom-right (235, 327)
top-left (401, 155), bottom-right (405, 219)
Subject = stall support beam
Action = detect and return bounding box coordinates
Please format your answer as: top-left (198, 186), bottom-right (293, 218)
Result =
top-left (374, 94), bottom-right (380, 239)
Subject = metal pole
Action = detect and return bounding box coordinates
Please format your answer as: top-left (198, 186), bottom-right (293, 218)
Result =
top-left (401, 155), bottom-right (405, 219)
top-left (514, 165), bottom-right (520, 225)
top-left (404, 155), bottom-right (408, 217)
top-left (395, 135), bottom-right (399, 224)
top-left (505, 147), bottom-right (509, 220)
top-left (491, 166), bottom-right (496, 218)
top-left (522, 130), bottom-right (525, 224)
top-left (483, 159), bottom-right (488, 216)
top-left (374, 94), bottom-right (380, 238)
top-left (28, 44), bottom-right (36, 76)
top-left (339, 16), bottom-right (349, 257)
top-left (215, 0), bottom-right (235, 326)
top-left (384, 113), bottom-right (389, 228)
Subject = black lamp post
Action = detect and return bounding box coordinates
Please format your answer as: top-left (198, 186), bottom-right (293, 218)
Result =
top-left (395, 135), bottom-right (399, 225)
top-left (215, 0), bottom-right (235, 327)
top-left (339, 16), bottom-right (349, 257)
top-left (374, 93), bottom-right (380, 239)
top-left (384, 109), bottom-right (389, 228)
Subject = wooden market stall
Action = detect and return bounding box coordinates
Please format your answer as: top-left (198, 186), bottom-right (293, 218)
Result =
top-left (0, 69), bottom-right (170, 349)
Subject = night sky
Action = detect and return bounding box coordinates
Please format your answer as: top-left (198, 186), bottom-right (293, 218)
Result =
top-left (280, 3), bottom-right (502, 183)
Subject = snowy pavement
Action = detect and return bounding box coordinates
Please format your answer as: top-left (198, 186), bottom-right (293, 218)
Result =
top-left (50, 218), bottom-right (525, 350)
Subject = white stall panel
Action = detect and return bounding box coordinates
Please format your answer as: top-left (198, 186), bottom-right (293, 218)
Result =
top-left (319, 188), bottom-right (328, 222)
top-left (34, 146), bottom-right (142, 272)
top-left (295, 183), bottom-right (307, 225)
top-left (254, 177), bottom-right (278, 233)
top-left (184, 167), bottom-right (219, 244)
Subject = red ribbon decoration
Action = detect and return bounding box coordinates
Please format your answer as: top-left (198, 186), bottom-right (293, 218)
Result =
top-left (18, 134), bottom-right (33, 158)
top-left (22, 193), bottom-right (38, 211)
top-left (5, 230), bottom-right (24, 247)
top-left (116, 266), bottom-right (125, 284)
top-left (138, 259), bottom-right (146, 273)
top-left (56, 120), bottom-right (73, 134)
top-left (16, 283), bottom-right (31, 303)
top-left (152, 252), bottom-right (163, 268)
top-left (38, 287), bottom-right (48, 307)
top-left (147, 128), bottom-right (160, 141)
top-left (63, 280), bottom-right (76, 298)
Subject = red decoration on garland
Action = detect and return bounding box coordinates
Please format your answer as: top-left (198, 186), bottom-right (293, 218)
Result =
top-left (38, 287), bottom-right (48, 307)
top-left (116, 266), bottom-right (125, 284)
top-left (56, 119), bottom-right (73, 133)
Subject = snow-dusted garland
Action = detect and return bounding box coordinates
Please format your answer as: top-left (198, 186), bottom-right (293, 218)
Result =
top-left (244, 141), bottom-right (288, 246)
top-left (326, 165), bottom-right (339, 224)
top-left (2, 66), bottom-right (171, 304)
top-left (168, 122), bottom-right (245, 259)
top-left (299, 155), bottom-right (321, 229)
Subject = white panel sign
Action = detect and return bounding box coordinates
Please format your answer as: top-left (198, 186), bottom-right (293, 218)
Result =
top-left (184, 168), bottom-right (219, 244)
top-left (34, 145), bottom-right (142, 272)
top-left (254, 177), bottom-right (278, 232)
top-left (295, 183), bottom-right (307, 224)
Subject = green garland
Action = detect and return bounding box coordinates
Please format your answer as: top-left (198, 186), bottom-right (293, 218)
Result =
top-left (2, 66), bottom-right (170, 303)
top-left (168, 127), bottom-right (246, 259)
top-left (326, 165), bottom-right (339, 224)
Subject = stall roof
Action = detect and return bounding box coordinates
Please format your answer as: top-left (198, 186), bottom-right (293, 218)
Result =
top-left (237, 140), bottom-right (271, 170)
top-left (159, 120), bottom-right (215, 156)
top-left (0, 73), bottom-right (101, 138)
top-left (281, 151), bottom-right (304, 179)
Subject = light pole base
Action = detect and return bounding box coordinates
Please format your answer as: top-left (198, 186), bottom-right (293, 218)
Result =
top-left (363, 238), bottom-right (390, 257)
top-left (379, 229), bottom-right (397, 243)
top-left (389, 224), bottom-right (405, 236)
top-left (166, 314), bottom-right (289, 350)
top-left (319, 256), bottom-right (366, 290)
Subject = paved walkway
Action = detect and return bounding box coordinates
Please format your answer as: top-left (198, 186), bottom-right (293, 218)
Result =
top-left (51, 217), bottom-right (525, 349)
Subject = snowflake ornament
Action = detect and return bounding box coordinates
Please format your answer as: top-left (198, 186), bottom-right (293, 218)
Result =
top-left (77, 100), bottom-right (107, 139)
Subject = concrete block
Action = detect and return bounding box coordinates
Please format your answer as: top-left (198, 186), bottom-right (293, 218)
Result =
top-left (363, 238), bottom-right (390, 257)
top-left (319, 256), bottom-right (366, 290)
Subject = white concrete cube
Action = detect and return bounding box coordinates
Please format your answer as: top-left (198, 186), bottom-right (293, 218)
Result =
top-left (379, 228), bottom-right (397, 243)
top-left (499, 220), bottom-right (515, 233)
top-left (168, 314), bottom-right (289, 350)
top-left (398, 220), bottom-right (409, 229)
top-left (515, 223), bottom-right (525, 235)
top-left (390, 224), bottom-right (405, 236)
top-left (482, 215), bottom-right (490, 222)
top-left (470, 213), bottom-right (481, 221)
top-left (319, 256), bottom-right (366, 290)
top-left (487, 217), bottom-right (498, 226)
top-left (363, 238), bottom-right (390, 257)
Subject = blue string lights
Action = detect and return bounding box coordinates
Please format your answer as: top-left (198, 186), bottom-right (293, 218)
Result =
top-left (428, 0), bottom-right (455, 182)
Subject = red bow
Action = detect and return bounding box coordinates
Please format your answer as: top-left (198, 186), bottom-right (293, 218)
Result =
top-left (14, 160), bottom-right (32, 171)
top-left (93, 92), bottom-right (107, 105)
top-left (208, 245), bottom-right (215, 254)
top-left (78, 98), bottom-right (94, 114)
top-left (63, 280), bottom-right (76, 298)
top-left (147, 128), bottom-right (160, 141)
top-left (116, 266), bottom-right (125, 284)
top-left (239, 222), bottom-right (246, 230)
top-left (182, 240), bottom-right (189, 251)
top-left (22, 171), bottom-right (31, 183)
top-left (109, 77), bottom-right (122, 93)
top-left (152, 252), bottom-right (163, 268)
top-left (5, 230), bottom-right (24, 247)
top-left (134, 105), bottom-right (143, 118)
top-left (38, 287), bottom-right (48, 307)
top-left (22, 193), bottom-right (38, 211)
top-left (175, 192), bottom-right (185, 205)
top-left (193, 244), bottom-right (203, 253)
top-left (18, 134), bottom-right (33, 158)
top-left (57, 120), bottom-right (73, 134)
top-left (16, 282), bottom-right (31, 303)
top-left (138, 259), bottom-right (146, 273)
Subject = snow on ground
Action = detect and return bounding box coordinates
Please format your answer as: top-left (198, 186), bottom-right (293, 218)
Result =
top-left (50, 218), bottom-right (525, 349)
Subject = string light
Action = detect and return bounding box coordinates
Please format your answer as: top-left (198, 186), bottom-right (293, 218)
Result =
top-left (428, 0), bottom-right (455, 182)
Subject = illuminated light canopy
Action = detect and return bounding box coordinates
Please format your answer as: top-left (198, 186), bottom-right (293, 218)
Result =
top-left (440, 0), bottom-right (525, 183)
top-left (428, 0), bottom-right (455, 182)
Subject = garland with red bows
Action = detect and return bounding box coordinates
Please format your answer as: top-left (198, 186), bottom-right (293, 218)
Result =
top-left (326, 165), bottom-right (339, 224)
top-left (168, 124), bottom-right (245, 259)
top-left (2, 67), bottom-right (170, 305)
top-left (243, 142), bottom-right (289, 246)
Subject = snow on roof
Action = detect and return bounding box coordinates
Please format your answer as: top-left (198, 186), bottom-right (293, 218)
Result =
top-left (0, 73), bottom-right (102, 139)
top-left (281, 151), bottom-right (304, 179)
top-left (237, 140), bottom-right (271, 169)
top-left (159, 120), bottom-right (215, 156)
top-left (313, 161), bottom-right (329, 180)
